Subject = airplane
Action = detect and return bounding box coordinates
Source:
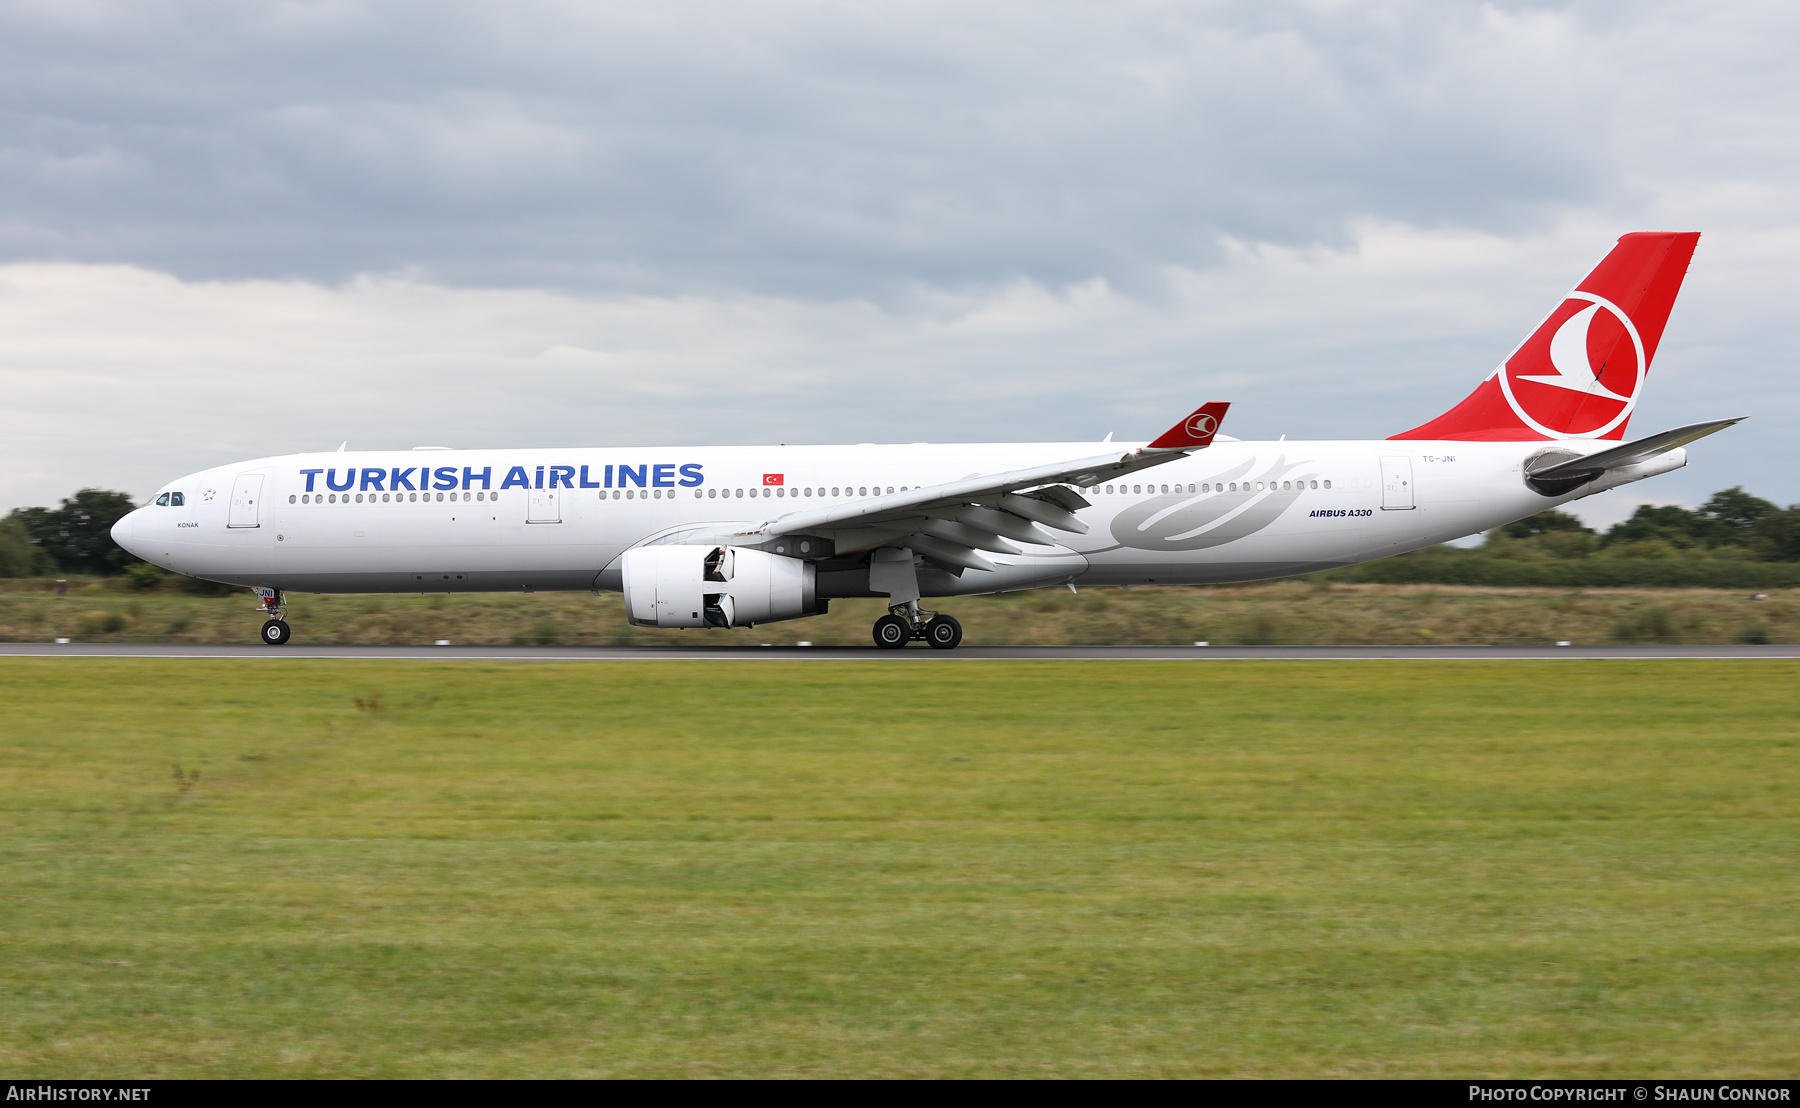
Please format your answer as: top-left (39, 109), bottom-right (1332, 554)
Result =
top-left (111, 231), bottom-right (1741, 650)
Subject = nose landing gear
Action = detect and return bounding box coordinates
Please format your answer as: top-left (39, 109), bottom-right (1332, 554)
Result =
top-left (871, 601), bottom-right (963, 651)
top-left (255, 587), bottom-right (292, 646)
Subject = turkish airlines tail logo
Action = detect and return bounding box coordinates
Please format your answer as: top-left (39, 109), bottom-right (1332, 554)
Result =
top-left (1392, 232), bottom-right (1699, 442)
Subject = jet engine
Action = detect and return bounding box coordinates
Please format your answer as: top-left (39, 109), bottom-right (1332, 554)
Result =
top-left (621, 545), bottom-right (824, 628)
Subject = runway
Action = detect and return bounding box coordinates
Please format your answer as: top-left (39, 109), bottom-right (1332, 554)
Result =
top-left (1, 642), bottom-right (1796, 661)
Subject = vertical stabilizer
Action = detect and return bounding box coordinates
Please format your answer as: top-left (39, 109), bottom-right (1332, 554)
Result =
top-left (1391, 232), bottom-right (1700, 441)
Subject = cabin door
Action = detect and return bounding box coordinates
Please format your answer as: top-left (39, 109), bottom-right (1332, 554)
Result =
top-left (1379, 456), bottom-right (1415, 510)
top-left (528, 487), bottom-right (561, 524)
top-left (228, 474), bottom-right (264, 528)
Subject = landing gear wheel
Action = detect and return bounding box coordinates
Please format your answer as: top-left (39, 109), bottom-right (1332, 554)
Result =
top-left (924, 614), bottom-right (963, 650)
top-left (872, 614), bottom-right (912, 650)
top-left (261, 619), bottom-right (292, 646)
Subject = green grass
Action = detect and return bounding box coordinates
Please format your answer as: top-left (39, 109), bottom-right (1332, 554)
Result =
top-left (2, 576), bottom-right (1795, 645)
top-left (2, 659), bottom-right (1796, 1077)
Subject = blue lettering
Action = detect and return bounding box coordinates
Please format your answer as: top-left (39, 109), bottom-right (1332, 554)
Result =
top-left (390, 467), bottom-right (417, 491)
top-left (579, 465), bottom-right (602, 489)
top-left (462, 466), bottom-right (491, 490)
top-left (534, 465), bottom-right (545, 489)
top-left (360, 468), bottom-right (386, 492)
top-left (300, 468), bottom-right (324, 492)
top-left (652, 464), bottom-right (676, 488)
top-left (434, 467), bottom-right (459, 491)
top-left (678, 463), bottom-right (704, 487)
top-left (501, 466), bottom-right (531, 490)
top-left (549, 465), bottom-right (575, 489)
top-left (326, 468), bottom-right (355, 492)
top-left (605, 464), bottom-right (613, 488)
top-left (618, 464), bottom-right (646, 488)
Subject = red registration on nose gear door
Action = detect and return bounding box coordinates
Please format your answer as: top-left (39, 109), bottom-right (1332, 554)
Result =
top-left (762, 474), bottom-right (784, 486)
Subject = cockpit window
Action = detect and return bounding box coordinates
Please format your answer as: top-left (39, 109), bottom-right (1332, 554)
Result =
top-left (170, 492), bottom-right (185, 506)
top-left (155, 493), bottom-right (170, 506)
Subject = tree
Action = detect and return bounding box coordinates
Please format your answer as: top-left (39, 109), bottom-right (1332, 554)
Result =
top-left (1500, 510), bottom-right (1593, 539)
top-left (0, 514), bottom-right (53, 577)
top-left (1698, 487), bottom-right (1776, 540)
top-left (1601, 504), bottom-right (1709, 550)
top-left (1751, 506), bottom-right (1800, 562)
top-left (13, 489), bottom-right (142, 575)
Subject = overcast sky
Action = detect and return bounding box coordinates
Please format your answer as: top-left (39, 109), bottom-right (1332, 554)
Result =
top-left (1, 0), bottom-right (1795, 527)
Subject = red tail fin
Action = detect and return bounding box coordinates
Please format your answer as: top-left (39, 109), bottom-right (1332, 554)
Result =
top-left (1391, 232), bottom-right (1700, 441)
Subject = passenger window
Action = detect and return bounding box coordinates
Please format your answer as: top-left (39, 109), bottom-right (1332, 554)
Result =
top-left (1323, 480), bottom-right (1332, 489)
top-left (155, 493), bottom-right (170, 506)
top-left (1310, 480), bottom-right (1318, 489)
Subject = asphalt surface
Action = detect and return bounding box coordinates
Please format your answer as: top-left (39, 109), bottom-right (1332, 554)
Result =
top-left (2, 642), bottom-right (1796, 661)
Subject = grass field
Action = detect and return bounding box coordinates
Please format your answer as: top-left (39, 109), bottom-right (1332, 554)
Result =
top-left (2, 659), bottom-right (1796, 1077)
top-left (2, 577), bottom-right (1794, 646)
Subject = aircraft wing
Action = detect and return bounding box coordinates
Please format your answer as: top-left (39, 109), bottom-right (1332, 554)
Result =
top-left (749, 403), bottom-right (1229, 570)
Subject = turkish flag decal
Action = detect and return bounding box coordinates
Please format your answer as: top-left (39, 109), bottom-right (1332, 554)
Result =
top-left (762, 473), bottom-right (784, 486)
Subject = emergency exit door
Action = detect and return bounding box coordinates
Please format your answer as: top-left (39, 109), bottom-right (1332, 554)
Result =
top-left (228, 474), bottom-right (264, 528)
top-left (527, 488), bottom-right (561, 524)
top-left (1379, 456), bottom-right (1415, 510)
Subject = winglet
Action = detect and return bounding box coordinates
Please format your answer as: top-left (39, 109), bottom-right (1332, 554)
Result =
top-left (1147, 402), bottom-right (1230, 450)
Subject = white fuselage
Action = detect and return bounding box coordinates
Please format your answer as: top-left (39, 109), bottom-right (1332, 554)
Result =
top-left (111, 437), bottom-right (1664, 599)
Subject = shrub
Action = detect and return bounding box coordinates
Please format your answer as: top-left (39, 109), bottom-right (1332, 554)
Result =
top-left (176, 575), bottom-right (237, 597)
top-left (125, 563), bottom-right (165, 590)
top-left (1612, 606), bottom-right (1676, 643)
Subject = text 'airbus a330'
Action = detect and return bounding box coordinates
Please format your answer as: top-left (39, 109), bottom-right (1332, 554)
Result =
top-left (112, 231), bottom-right (1740, 649)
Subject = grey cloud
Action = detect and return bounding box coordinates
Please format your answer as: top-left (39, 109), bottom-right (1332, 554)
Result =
top-left (0, 0), bottom-right (1625, 294)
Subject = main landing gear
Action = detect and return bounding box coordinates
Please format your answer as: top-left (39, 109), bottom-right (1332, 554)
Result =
top-left (255, 587), bottom-right (292, 646)
top-left (872, 600), bottom-right (963, 651)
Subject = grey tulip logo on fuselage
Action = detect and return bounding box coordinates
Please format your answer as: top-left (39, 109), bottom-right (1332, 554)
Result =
top-left (1109, 456), bottom-right (1315, 551)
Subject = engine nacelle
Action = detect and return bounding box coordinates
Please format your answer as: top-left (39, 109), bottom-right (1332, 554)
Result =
top-left (621, 544), bottom-right (823, 628)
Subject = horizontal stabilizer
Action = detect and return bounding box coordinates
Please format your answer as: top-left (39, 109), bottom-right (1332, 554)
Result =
top-left (1528, 417), bottom-right (1746, 481)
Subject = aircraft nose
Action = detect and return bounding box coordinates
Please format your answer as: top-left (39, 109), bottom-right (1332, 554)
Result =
top-left (111, 508), bottom-right (140, 556)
